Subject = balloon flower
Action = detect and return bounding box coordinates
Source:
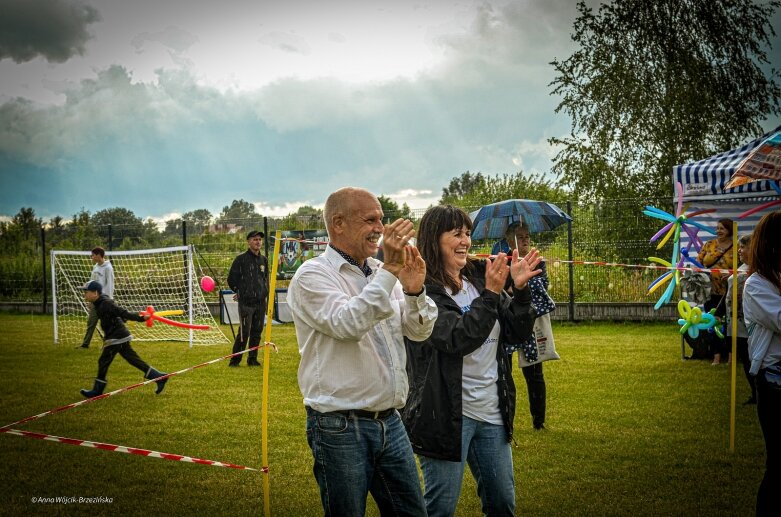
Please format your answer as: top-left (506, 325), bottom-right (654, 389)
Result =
top-left (677, 300), bottom-right (723, 339)
top-left (643, 181), bottom-right (717, 309)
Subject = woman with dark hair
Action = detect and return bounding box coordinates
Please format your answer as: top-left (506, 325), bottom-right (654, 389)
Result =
top-left (698, 218), bottom-right (736, 365)
top-left (743, 211), bottom-right (781, 517)
top-left (402, 205), bottom-right (540, 517)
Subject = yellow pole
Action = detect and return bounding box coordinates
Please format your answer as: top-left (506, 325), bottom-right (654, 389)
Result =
top-left (262, 231), bottom-right (282, 516)
top-left (729, 221), bottom-right (738, 453)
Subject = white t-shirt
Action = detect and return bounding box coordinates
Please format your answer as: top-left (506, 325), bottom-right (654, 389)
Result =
top-left (449, 278), bottom-right (502, 425)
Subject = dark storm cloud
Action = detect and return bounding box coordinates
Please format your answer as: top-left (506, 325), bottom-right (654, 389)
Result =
top-left (0, 0), bottom-right (100, 63)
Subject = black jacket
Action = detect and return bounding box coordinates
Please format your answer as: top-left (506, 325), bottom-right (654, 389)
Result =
top-left (93, 295), bottom-right (146, 341)
top-left (227, 250), bottom-right (269, 307)
top-left (402, 261), bottom-right (536, 462)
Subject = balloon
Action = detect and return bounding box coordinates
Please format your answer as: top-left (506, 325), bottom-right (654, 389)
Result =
top-left (676, 300), bottom-right (722, 339)
top-left (140, 305), bottom-right (210, 330)
top-left (200, 276), bottom-right (215, 292)
top-left (643, 185), bottom-right (722, 311)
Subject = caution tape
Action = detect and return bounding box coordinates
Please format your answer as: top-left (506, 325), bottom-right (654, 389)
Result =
top-left (473, 254), bottom-right (734, 275)
top-left (0, 428), bottom-right (262, 471)
top-left (0, 342), bottom-right (278, 473)
top-left (1, 343), bottom-right (277, 431)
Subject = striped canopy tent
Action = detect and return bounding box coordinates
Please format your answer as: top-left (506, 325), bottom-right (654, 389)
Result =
top-left (673, 125), bottom-right (781, 246)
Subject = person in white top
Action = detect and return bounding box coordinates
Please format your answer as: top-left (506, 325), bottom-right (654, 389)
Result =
top-left (742, 211), bottom-right (781, 517)
top-left (79, 246), bottom-right (115, 349)
top-left (287, 186), bottom-right (437, 516)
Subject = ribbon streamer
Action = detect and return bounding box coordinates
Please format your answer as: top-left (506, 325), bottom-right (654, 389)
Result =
top-left (1, 428), bottom-right (260, 472)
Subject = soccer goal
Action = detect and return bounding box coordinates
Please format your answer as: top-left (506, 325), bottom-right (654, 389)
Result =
top-left (51, 245), bottom-right (229, 347)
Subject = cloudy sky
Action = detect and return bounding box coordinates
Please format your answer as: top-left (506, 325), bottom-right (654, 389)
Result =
top-left (1, 0), bottom-right (779, 225)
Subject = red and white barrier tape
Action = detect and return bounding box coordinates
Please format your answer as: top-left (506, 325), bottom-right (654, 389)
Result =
top-left (474, 254), bottom-right (734, 275)
top-left (0, 428), bottom-right (263, 471)
top-left (0, 342), bottom-right (278, 431)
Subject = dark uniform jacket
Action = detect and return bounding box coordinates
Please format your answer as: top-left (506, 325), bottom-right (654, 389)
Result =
top-left (402, 260), bottom-right (536, 462)
top-left (227, 250), bottom-right (269, 307)
top-left (93, 295), bottom-right (146, 341)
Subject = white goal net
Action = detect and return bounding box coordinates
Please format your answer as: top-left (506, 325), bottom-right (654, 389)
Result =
top-left (52, 245), bottom-right (228, 346)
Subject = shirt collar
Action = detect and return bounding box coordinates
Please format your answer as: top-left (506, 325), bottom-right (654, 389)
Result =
top-left (329, 244), bottom-right (372, 277)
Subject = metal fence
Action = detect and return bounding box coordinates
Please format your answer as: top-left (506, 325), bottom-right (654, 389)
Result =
top-left (1, 197), bottom-right (682, 315)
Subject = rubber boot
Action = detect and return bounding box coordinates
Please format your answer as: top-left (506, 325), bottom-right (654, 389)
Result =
top-left (145, 367), bottom-right (168, 395)
top-left (80, 379), bottom-right (107, 398)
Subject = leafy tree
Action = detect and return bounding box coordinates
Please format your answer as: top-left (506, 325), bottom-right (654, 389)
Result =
top-left (550, 0), bottom-right (781, 199)
top-left (183, 209), bottom-right (213, 234)
top-left (0, 207), bottom-right (42, 255)
top-left (276, 205), bottom-right (323, 231)
top-left (64, 209), bottom-right (100, 249)
top-left (440, 172), bottom-right (486, 204)
top-left (46, 215), bottom-right (66, 247)
top-left (141, 218), bottom-right (162, 246)
top-left (217, 199), bottom-right (264, 229)
top-left (12, 207), bottom-right (42, 239)
top-left (460, 171), bottom-right (570, 210)
top-left (165, 209), bottom-right (214, 236)
top-left (378, 195), bottom-right (399, 214)
top-left (91, 207), bottom-right (143, 249)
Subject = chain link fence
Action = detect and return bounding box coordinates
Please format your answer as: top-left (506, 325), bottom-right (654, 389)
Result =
top-left (1, 197), bottom-right (682, 315)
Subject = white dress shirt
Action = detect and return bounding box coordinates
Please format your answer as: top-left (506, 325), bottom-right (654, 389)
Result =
top-left (744, 272), bottom-right (781, 374)
top-left (288, 246), bottom-right (437, 413)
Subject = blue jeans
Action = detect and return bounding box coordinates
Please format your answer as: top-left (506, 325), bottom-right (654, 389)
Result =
top-left (305, 407), bottom-right (426, 517)
top-left (419, 416), bottom-right (515, 517)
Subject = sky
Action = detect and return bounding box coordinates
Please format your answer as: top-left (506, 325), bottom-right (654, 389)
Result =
top-left (1, 0), bottom-right (780, 226)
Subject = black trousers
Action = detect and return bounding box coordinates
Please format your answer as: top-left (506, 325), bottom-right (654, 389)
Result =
top-left (735, 336), bottom-right (757, 400)
top-left (703, 294), bottom-right (728, 357)
top-left (96, 341), bottom-right (150, 381)
top-left (230, 303), bottom-right (265, 364)
top-left (756, 366), bottom-right (781, 516)
top-left (522, 362), bottom-right (546, 428)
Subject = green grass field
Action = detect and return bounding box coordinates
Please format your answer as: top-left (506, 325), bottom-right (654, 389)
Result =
top-left (0, 314), bottom-right (765, 516)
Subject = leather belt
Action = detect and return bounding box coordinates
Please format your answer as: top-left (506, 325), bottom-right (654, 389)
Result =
top-left (335, 408), bottom-right (395, 420)
top-left (307, 407), bottom-right (395, 420)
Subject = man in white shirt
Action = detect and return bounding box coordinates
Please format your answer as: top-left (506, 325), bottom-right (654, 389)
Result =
top-left (288, 187), bottom-right (437, 516)
top-left (79, 246), bottom-right (115, 349)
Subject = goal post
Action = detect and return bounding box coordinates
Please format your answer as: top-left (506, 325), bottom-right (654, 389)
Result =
top-left (51, 245), bottom-right (229, 347)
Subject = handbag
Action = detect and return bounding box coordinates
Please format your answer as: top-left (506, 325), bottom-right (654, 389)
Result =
top-left (517, 312), bottom-right (560, 367)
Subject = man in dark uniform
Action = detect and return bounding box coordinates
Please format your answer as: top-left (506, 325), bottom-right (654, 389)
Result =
top-left (227, 230), bottom-right (269, 367)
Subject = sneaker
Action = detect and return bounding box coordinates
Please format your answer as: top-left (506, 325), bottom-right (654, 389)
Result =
top-left (227, 362), bottom-right (240, 368)
top-left (247, 360), bottom-right (261, 367)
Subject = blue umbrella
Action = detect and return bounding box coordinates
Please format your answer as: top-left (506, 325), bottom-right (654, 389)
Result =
top-left (469, 199), bottom-right (572, 239)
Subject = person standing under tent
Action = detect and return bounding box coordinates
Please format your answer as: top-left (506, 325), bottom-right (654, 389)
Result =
top-left (726, 234), bottom-right (757, 405)
top-left (227, 230), bottom-right (269, 367)
top-left (403, 205), bottom-right (540, 517)
top-left (697, 218), bottom-right (735, 365)
top-left (78, 281), bottom-right (168, 398)
top-left (495, 222), bottom-right (554, 430)
top-left (742, 211), bottom-right (781, 517)
top-left (288, 187), bottom-right (437, 516)
top-left (79, 246), bottom-right (115, 349)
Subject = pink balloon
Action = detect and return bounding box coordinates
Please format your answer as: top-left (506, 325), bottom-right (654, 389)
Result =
top-left (200, 276), bottom-right (215, 292)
